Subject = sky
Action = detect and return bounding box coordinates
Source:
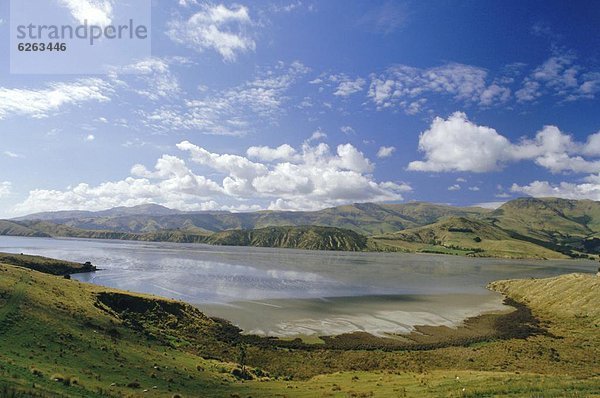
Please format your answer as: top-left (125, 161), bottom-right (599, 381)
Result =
top-left (0, 0), bottom-right (599, 217)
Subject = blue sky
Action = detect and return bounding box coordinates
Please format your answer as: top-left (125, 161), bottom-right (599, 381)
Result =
top-left (0, 0), bottom-right (599, 217)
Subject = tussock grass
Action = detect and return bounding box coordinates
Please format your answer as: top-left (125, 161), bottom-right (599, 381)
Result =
top-left (0, 254), bottom-right (599, 397)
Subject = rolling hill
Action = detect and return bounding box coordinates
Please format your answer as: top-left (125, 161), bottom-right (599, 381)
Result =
top-left (3, 197), bottom-right (600, 258)
top-left (486, 197), bottom-right (600, 255)
top-left (205, 225), bottom-right (368, 251)
top-left (13, 202), bottom-right (491, 235)
top-left (371, 217), bottom-right (570, 259)
top-left (1, 252), bottom-right (599, 397)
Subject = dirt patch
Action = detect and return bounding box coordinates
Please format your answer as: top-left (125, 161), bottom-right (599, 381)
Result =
top-left (238, 297), bottom-right (546, 351)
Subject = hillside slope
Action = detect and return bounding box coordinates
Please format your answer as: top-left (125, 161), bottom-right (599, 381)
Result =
top-left (4, 198), bottom-right (600, 258)
top-left (0, 220), bottom-right (50, 238)
top-left (489, 273), bottom-right (600, 321)
top-left (205, 225), bottom-right (368, 251)
top-left (13, 202), bottom-right (491, 235)
top-left (488, 197), bottom-right (600, 254)
top-left (371, 217), bottom-right (569, 259)
top-left (1, 255), bottom-right (600, 397)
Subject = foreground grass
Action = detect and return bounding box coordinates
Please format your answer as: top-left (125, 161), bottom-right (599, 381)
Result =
top-left (0, 256), bottom-right (599, 397)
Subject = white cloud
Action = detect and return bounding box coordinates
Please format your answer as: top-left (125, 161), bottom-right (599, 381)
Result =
top-left (141, 62), bottom-right (308, 135)
top-left (0, 79), bottom-right (112, 120)
top-left (85, 134), bottom-right (95, 141)
top-left (341, 126), bottom-right (355, 135)
top-left (59, 0), bottom-right (114, 26)
top-left (408, 112), bottom-right (600, 175)
top-left (369, 63), bottom-right (510, 113)
top-left (0, 182), bottom-right (11, 199)
top-left (14, 141), bottom-right (408, 215)
top-left (358, 2), bottom-right (408, 34)
top-left (334, 77), bottom-right (366, 97)
top-left (167, 4), bottom-right (255, 61)
top-left (3, 151), bottom-right (22, 159)
top-left (447, 184), bottom-right (461, 191)
top-left (15, 154), bottom-right (224, 215)
top-left (247, 144), bottom-right (298, 162)
top-left (468, 186), bottom-right (480, 191)
top-left (511, 180), bottom-right (600, 201)
top-left (111, 57), bottom-right (186, 100)
top-left (178, 0), bottom-right (198, 7)
top-left (474, 201), bottom-right (506, 209)
top-left (456, 177), bottom-right (467, 183)
top-left (307, 129), bottom-right (327, 142)
top-left (376, 146), bottom-right (396, 158)
top-left (408, 112), bottom-right (513, 172)
top-left (269, 1), bottom-right (309, 13)
top-left (583, 131), bottom-right (600, 156)
top-left (516, 52), bottom-right (600, 102)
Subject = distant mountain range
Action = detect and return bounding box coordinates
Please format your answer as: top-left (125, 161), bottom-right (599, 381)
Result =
top-left (2, 198), bottom-right (600, 259)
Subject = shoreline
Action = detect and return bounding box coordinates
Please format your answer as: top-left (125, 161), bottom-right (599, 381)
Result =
top-left (1, 233), bottom-right (592, 261)
top-left (1, 232), bottom-right (591, 260)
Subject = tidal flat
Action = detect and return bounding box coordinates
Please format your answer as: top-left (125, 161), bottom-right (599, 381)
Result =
top-left (0, 235), bottom-right (595, 338)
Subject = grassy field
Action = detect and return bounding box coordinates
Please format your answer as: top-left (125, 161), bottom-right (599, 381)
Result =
top-left (0, 254), bottom-right (599, 397)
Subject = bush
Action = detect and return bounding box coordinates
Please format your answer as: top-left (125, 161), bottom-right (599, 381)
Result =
top-left (29, 367), bottom-right (43, 378)
top-left (126, 381), bottom-right (141, 389)
top-left (231, 368), bottom-right (253, 380)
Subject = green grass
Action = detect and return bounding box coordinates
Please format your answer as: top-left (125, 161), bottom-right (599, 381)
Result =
top-left (0, 254), bottom-right (599, 397)
top-left (0, 253), bottom-right (96, 276)
top-left (371, 217), bottom-right (570, 259)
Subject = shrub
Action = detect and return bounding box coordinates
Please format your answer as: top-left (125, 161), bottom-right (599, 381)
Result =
top-left (126, 381), bottom-right (141, 389)
top-left (29, 367), bottom-right (43, 378)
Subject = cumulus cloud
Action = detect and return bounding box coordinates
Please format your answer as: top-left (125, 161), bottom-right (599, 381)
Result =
top-left (14, 141), bottom-right (409, 215)
top-left (408, 112), bottom-right (513, 172)
top-left (59, 0), bottom-right (114, 26)
top-left (167, 4), bottom-right (255, 61)
top-left (334, 77), bottom-right (366, 97)
top-left (376, 146), bottom-right (396, 158)
top-left (511, 180), bottom-right (600, 201)
top-left (408, 112), bottom-right (600, 174)
top-left (85, 134), bottom-right (95, 141)
top-left (0, 182), bottom-right (11, 199)
top-left (247, 144), bottom-right (298, 162)
top-left (0, 79), bottom-right (112, 120)
top-left (15, 154), bottom-right (224, 214)
top-left (307, 129), bottom-right (327, 142)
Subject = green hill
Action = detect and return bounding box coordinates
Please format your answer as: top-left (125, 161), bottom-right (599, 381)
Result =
top-left (487, 197), bottom-right (600, 255)
top-left (371, 217), bottom-right (569, 259)
top-left (1, 254), bottom-right (599, 397)
top-left (13, 202), bottom-right (491, 235)
top-left (205, 225), bottom-right (368, 251)
top-left (0, 220), bottom-right (50, 238)
top-left (4, 198), bottom-right (600, 258)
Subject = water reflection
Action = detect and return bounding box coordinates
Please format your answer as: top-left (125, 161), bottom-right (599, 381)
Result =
top-left (0, 236), bottom-right (595, 336)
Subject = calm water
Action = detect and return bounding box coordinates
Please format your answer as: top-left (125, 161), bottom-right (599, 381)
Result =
top-left (0, 236), bottom-right (595, 337)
